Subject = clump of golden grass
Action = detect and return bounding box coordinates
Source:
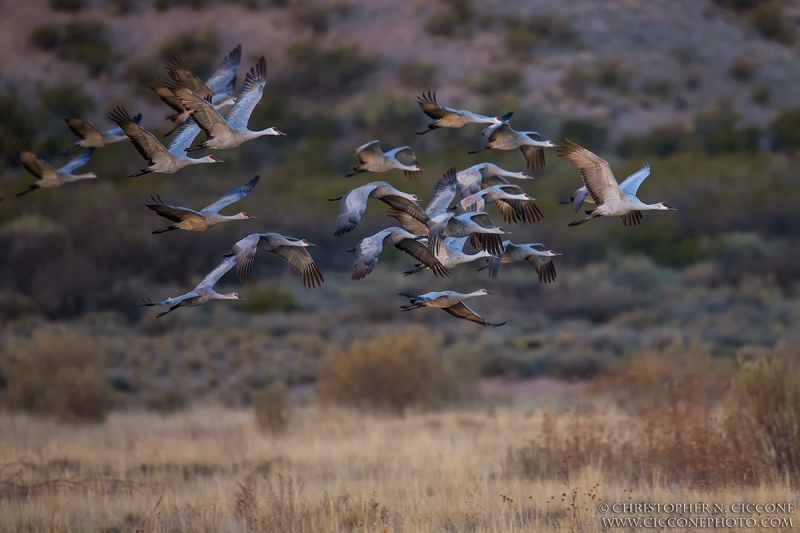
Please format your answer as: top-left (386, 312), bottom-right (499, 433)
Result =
top-left (317, 326), bottom-right (477, 413)
top-left (0, 328), bottom-right (112, 422)
top-left (253, 381), bottom-right (290, 435)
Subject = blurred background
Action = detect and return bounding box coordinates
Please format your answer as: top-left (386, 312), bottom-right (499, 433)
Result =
top-left (1, 0), bottom-right (800, 423)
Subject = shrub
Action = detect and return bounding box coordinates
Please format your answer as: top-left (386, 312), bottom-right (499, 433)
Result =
top-left (39, 82), bottom-right (95, 116)
top-left (725, 354), bottom-right (800, 479)
top-left (317, 326), bottom-right (470, 413)
top-left (595, 59), bottom-right (629, 92)
top-left (49, 0), bottom-right (84, 12)
top-left (750, 1), bottom-right (794, 44)
top-left (235, 285), bottom-right (301, 313)
top-left (160, 29), bottom-right (219, 80)
top-left (0, 330), bottom-right (112, 422)
top-left (290, 3), bottom-right (330, 34)
top-left (616, 125), bottom-right (691, 158)
top-left (425, 0), bottom-right (473, 39)
top-left (504, 15), bottom-right (578, 60)
top-left (253, 382), bottom-right (290, 435)
top-left (643, 78), bottom-right (673, 100)
top-left (30, 22), bottom-right (115, 77)
top-left (770, 107), bottom-right (800, 152)
top-left (396, 61), bottom-right (438, 89)
top-left (561, 118), bottom-right (608, 149)
top-left (470, 67), bottom-right (524, 96)
top-left (284, 41), bottom-right (376, 97)
top-left (29, 25), bottom-right (61, 50)
top-left (752, 84), bottom-right (771, 105)
top-left (728, 57), bottom-right (757, 81)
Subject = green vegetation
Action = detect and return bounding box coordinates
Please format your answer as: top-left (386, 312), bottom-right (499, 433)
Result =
top-left (770, 107), bottom-right (800, 151)
top-left (29, 21), bottom-right (116, 77)
top-left (470, 67), bottom-right (524, 97)
top-left (425, 0), bottom-right (474, 39)
top-left (728, 57), bottom-right (757, 81)
top-left (750, 1), bottom-right (794, 43)
top-left (396, 61), bottom-right (438, 89)
top-left (504, 15), bottom-right (578, 60)
top-left (561, 118), bottom-right (609, 149)
top-left (283, 41), bottom-right (376, 97)
top-left (235, 285), bottom-right (301, 313)
top-left (49, 0), bottom-right (85, 12)
top-left (0, 330), bottom-right (113, 422)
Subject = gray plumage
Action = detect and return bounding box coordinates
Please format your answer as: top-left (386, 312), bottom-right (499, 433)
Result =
top-left (227, 233), bottom-right (323, 288)
top-left (63, 112), bottom-right (142, 156)
top-left (478, 241), bottom-right (561, 283)
top-left (457, 184), bottom-right (543, 225)
top-left (399, 289), bottom-right (505, 327)
top-left (109, 108), bottom-right (222, 176)
top-left (350, 227), bottom-right (450, 280)
top-left (346, 140), bottom-right (421, 180)
top-left (468, 123), bottom-right (556, 170)
top-left (556, 139), bottom-right (675, 227)
top-left (15, 143), bottom-right (97, 197)
top-left (329, 181), bottom-right (426, 236)
top-left (139, 255), bottom-right (241, 318)
top-left (147, 175), bottom-right (259, 233)
top-left (456, 162), bottom-right (532, 199)
top-left (561, 162), bottom-right (650, 213)
top-left (416, 91), bottom-right (513, 135)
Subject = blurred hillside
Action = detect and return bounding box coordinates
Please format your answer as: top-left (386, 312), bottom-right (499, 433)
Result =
top-left (2, 0), bottom-right (800, 413)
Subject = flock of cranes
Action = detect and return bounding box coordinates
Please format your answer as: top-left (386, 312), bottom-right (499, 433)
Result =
top-left (10, 44), bottom-right (675, 327)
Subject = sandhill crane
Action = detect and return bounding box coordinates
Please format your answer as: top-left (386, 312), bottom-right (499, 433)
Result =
top-left (469, 123), bottom-right (555, 170)
top-left (346, 140), bottom-right (421, 180)
top-left (477, 241), bottom-right (561, 283)
top-left (560, 162), bottom-right (650, 213)
top-left (348, 227), bottom-right (450, 280)
top-left (457, 162), bottom-right (532, 199)
top-left (399, 289), bottom-right (506, 327)
top-left (328, 181), bottom-right (426, 236)
top-left (62, 112), bottom-right (142, 156)
top-left (403, 236), bottom-right (493, 276)
top-left (15, 144), bottom-right (97, 196)
top-left (151, 44), bottom-right (242, 137)
top-left (415, 91), bottom-right (513, 135)
top-left (457, 184), bottom-right (543, 224)
top-left (171, 57), bottom-right (284, 152)
top-left (227, 233), bottom-right (323, 288)
top-left (556, 139), bottom-right (675, 227)
top-left (109, 109), bottom-right (221, 176)
top-left (147, 175), bottom-right (259, 233)
top-left (139, 255), bottom-right (241, 318)
top-left (386, 168), bottom-right (507, 255)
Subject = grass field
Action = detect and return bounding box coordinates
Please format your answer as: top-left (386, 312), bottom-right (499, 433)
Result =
top-left (1, 387), bottom-right (796, 532)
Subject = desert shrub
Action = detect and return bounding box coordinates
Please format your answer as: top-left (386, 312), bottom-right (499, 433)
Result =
top-left (728, 57), bottom-right (757, 81)
top-left (396, 61), bottom-right (438, 89)
top-left (425, 0), bottom-right (473, 39)
top-left (284, 41), bottom-right (376, 97)
top-left (725, 354), bottom-right (800, 480)
top-left (561, 118), bottom-right (608, 149)
top-left (160, 29), bottom-right (219, 80)
top-left (108, 0), bottom-right (138, 14)
top-left (155, 0), bottom-right (210, 9)
top-left (145, 388), bottom-right (189, 413)
top-left (470, 67), bottom-right (524, 96)
top-left (253, 381), bottom-right (290, 435)
top-left (715, 0), bottom-right (770, 9)
top-left (352, 94), bottom-right (420, 144)
top-left (616, 125), bottom-right (691, 158)
top-left (595, 59), bottom-right (629, 92)
top-left (590, 338), bottom-right (737, 412)
top-left (30, 22), bottom-right (115, 76)
top-left (0, 330), bottom-right (112, 422)
top-left (750, 1), bottom-right (794, 44)
top-left (235, 285), bottom-right (301, 313)
top-left (290, 2), bottom-right (330, 34)
top-left (39, 82), bottom-right (94, 116)
top-left (504, 14), bottom-right (577, 60)
top-left (643, 78), bottom-right (673, 100)
top-left (770, 107), bottom-right (800, 152)
top-left (317, 326), bottom-right (469, 413)
top-left (560, 67), bottom-right (594, 98)
top-left (49, 0), bottom-right (84, 11)
top-left (752, 84), bottom-right (771, 105)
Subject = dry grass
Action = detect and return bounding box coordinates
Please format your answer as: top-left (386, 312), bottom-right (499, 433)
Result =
top-left (0, 400), bottom-right (796, 532)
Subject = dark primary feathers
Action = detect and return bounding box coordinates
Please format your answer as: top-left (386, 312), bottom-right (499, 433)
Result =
top-left (443, 302), bottom-right (506, 328)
